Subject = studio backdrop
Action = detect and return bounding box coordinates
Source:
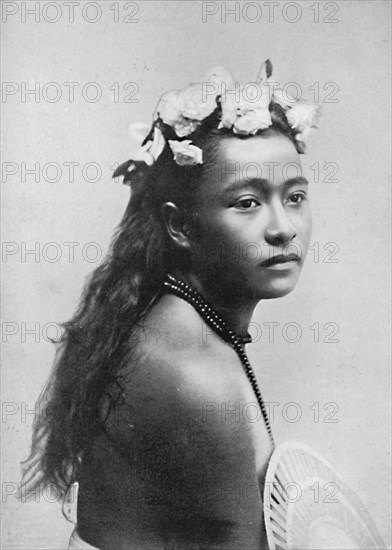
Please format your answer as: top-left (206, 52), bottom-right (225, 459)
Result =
top-left (1, 1), bottom-right (391, 548)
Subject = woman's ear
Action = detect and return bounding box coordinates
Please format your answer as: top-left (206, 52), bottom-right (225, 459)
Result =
top-left (161, 202), bottom-right (193, 250)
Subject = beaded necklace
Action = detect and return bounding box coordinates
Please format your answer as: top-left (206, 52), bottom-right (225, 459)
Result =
top-left (164, 273), bottom-right (274, 446)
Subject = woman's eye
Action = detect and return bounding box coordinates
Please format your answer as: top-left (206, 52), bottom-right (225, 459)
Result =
top-left (288, 192), bottom-right (306, 204)
top-left (235, 198), bottom-right (260, 210)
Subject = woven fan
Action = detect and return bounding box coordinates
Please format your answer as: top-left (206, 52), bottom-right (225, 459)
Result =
top-left (263, 441), bottom-right (386, 550)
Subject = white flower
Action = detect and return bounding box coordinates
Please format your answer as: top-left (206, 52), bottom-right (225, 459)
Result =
top-left (203, 66), bottom-right (236, 90)
top-left (219, 94), bottom-right (240, 129)
top-left (173, 117), bottom-right (201, 138)
top-left (233, 109), bottom-right (272, 135)
top-left (286, 100), bottom-right (320, 132)
top-left (168, 140), bottom-right (203, 166)
top-left (219, 81), bottom-right (272, 134)
top-left (149, 62), bottom-right (319, 144)
top-left (153, 89), bottom-right (202, 137)
top-left (127, 124), bottom-right (165, 166)
top-left (154, 90), bottom-right (183, 126)
top-left (180, 83), bottom-right (217, 121)
top-left (239, 83), bottom-right (271, 112)
top-left (202, 66), bottom-right (236, 104)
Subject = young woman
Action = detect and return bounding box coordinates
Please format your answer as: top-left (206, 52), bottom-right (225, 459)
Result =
top-left (23, 61), bottom-right (319, 549)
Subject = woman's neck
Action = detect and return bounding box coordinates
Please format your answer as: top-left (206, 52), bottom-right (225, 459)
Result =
top-left (170, 269), bottom-right (259, 341)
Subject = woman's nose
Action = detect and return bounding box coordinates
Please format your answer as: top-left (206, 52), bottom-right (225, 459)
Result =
top-left (264, 204), bottom-right (296, 247)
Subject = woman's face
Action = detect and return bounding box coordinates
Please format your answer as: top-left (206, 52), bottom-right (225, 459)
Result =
top-left (189, 132), bottom-right (312, 303)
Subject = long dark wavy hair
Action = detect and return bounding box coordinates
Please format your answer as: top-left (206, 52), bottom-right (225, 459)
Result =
top-left (22, 101), bottom-right (300, 498)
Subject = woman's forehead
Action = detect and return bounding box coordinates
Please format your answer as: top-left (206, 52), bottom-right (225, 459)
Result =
top-left (199, 133), bottom-right (302, 190)
top-left (217, 133), bottom-right (300, 164)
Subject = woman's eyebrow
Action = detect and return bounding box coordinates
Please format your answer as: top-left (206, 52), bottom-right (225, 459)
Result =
top-left (283, 176), bottom-right (309, 188)
top-left (222, 176), bottom-right (309, 194)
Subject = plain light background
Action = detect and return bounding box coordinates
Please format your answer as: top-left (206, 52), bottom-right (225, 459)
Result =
top-left (1, 1), bottom-right (391, 548)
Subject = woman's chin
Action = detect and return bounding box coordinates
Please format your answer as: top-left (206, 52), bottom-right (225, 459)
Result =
top-left (257, 281), bottom-right (298, 300)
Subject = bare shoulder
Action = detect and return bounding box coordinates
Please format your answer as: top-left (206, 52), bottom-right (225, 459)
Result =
top-left (103, 314), bottom-right (259, 466)
top-left (112, 333), bottom-right (253, 444)
top-left (117, 294), bottom-right (253, 431)
top-left (100, 319), bottom-right (264, 547)
top-left (102, 292), bottom-right (260, 465)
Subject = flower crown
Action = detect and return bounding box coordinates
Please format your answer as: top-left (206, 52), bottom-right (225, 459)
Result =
top-left (113, 60), bottom-right (320, 185)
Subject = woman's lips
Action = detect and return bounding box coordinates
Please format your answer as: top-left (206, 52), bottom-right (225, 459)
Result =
top-left (260, 253), bottom-right (301, 268)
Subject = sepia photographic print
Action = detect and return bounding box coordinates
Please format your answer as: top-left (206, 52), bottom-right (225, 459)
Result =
top-left (1, 1), bottom-right (391, 549)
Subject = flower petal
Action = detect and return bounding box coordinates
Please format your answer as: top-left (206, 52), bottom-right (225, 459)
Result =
top-left (203, 66), bottom-right (236, 88)
top-left (128, 122), bottom-right (151, 146)
top-left (168, 140), bottom-right (203, 166)
top-left (154, 90), bottom-right (183, 125)
top-left (149, 127), bottom-right (165, 160)
top-left (180, 83), bottom-right (217, 121)
top-left (286, 100), bottom-right (320, 131)
top-left (256, 59), bottom-right (273, 83)
top-left (233, 109), bottom-right (272, 135)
